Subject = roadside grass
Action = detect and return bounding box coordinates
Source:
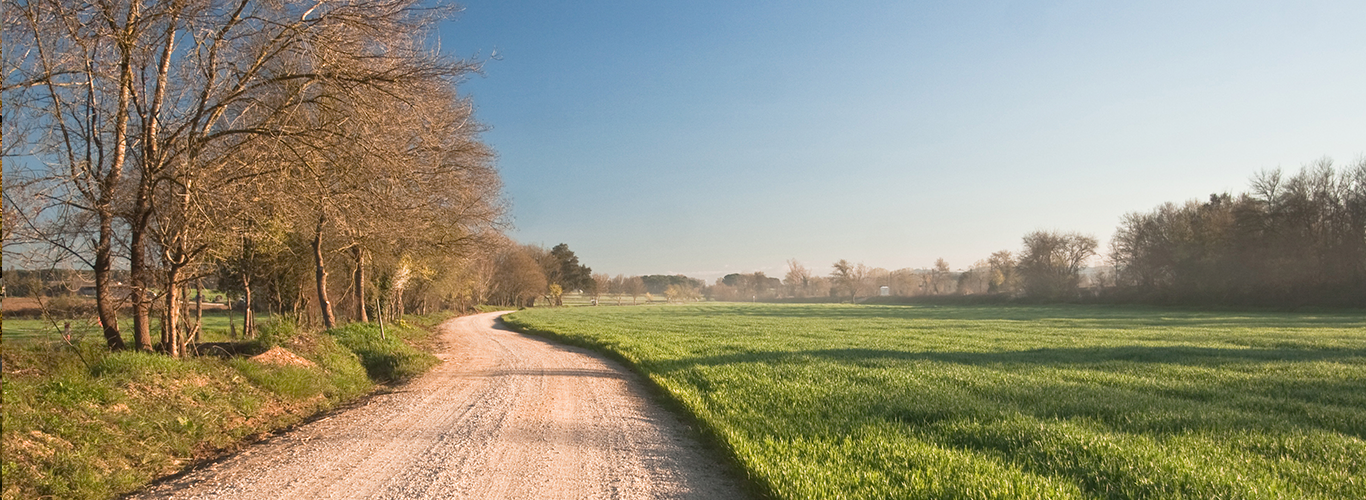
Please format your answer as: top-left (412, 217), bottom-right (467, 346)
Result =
top-left (326, 320), bottom-right (440, 382)
top-left (1, 315), bottom-right (445, 500)
top-left (505, 303), bottom-right (1366, 500)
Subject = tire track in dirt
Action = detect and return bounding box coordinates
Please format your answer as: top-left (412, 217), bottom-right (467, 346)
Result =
top-left (132, 311), bottom-right (748, 500)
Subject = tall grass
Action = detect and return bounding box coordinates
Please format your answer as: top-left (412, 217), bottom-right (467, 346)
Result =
top-left (506, 303), bottom-right (1366, 499)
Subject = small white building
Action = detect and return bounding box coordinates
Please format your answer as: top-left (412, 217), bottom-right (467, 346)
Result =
top-left (879, 285), bottom-right (890, 296)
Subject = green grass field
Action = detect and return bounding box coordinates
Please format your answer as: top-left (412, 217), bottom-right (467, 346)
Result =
top-left (4, 311), bottom-right (262, 345)
top-left (505, 303), bottom-right (1366, 499)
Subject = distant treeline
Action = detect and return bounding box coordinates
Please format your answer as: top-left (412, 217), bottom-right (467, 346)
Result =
top-left (454, 158), bottom-right (1366, 308)
top-left (1111, 158), bottom-right (1365, 307)
top-left (641, 275), bottom-right (707, 295)
top-left (716, 157), bottom-right (1366, 308)
top-left (4, 269), bottom-right (130, 298)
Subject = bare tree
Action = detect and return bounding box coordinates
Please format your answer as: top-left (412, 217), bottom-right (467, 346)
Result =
top-left (609, 274), bottom-right (627, 305)
top-left (958, 260), bottom-right (992, 295)
top-left (6, 0), bottom-right (495, 353)
top-left (591, 273), bottom-right (611, 303)
top-left (623, 276), bottom-right (646, 304)
top-left (783, 259), bottom-right (812, 298)
top-left (987, 250), bottom-right (1017, 294)
top-left (830, 259), bottom-right (869, 302)
top-left (1018, 230), bottom-right (1097, 299)
top-left (4, 0), bottom-right (146, 349)
top-left (490, 245), bottom-right (547, 307)
top-left (928, 258), bottom-right (953, 295)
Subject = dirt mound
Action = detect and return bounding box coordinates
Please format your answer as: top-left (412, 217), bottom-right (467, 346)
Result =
top-left (248, 346), bottom-right (316, 368)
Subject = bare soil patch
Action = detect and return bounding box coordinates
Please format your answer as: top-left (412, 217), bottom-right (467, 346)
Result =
top-left (248, 346), bottom-right (317, 368)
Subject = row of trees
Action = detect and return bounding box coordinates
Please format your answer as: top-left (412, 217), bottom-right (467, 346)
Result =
top-left (757, 230), bottom-right (1100, 303)
top-left (1111, 159), bottom-right (1366, 306)
top-left (721, 158), bottom-right (1362, 307)
top-left (4, 0), bottom-right (505, 353)
top-left (468, 245), bottom-right (706, 306)
top-left (704, 231), bottom-right (1094, 303)
top-left (476, 242), bottom-right (594, 308)
top-left (587, 274), bottom-right (702, 304)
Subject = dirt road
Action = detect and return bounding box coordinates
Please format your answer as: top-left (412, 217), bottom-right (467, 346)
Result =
top-left (133, 311), bottom-right (748, 499)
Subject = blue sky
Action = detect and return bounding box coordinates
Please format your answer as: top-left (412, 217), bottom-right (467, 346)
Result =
top-left (437, 1), bottom-right (1366, 281)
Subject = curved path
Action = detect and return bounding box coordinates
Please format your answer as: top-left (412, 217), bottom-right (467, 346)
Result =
top-left (134, 311), bottom-right (748, 499)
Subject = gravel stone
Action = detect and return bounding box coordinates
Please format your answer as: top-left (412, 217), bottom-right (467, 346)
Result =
top-left (131, 312), bottom-right (749, 500)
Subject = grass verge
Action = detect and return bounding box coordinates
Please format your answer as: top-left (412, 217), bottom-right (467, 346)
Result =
top-left (504, 303), bottom-right (1366, 500)
top-left (326, 321), bottom-right (440, 382)
top-left (1, 316), bottom-right (443, 500)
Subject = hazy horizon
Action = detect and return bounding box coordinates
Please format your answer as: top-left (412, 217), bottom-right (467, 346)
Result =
top-left (440, 1), bottom-right (1365, 282)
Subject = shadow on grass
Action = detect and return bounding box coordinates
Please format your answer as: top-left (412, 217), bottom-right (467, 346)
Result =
top-left (655, 344), bottom-right (1366, 440)
top-left (658, 345), bottom-right (1366, 369)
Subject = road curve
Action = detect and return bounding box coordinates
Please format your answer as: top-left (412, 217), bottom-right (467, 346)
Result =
top-left (133, 311), bottom-right (748, 500)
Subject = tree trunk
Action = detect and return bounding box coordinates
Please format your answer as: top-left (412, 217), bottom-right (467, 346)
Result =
top-left (193, 278), bottom-right (204, 343)
top-left (241, 236), bottom-right (255, 338)
top-left (94, 211), bottom-right (125, 350)
top-left (313, 215), bottom-right (336, 329)
top-left (128, 9), bottom-right (175, 352)
top-left (129, 215), bottom-right (153, 351)
top-left (295, 281), bottom-right (306, 324)
top-left (163, 266), bottom-right (182, 357)
top-left (93, 0), bottom-right (140, 351)
top-left (180, 284), bottom-right (193, 345)
top-left (376, 295), bottom-right (386, 341)
top-left (227, 301), bottom-right (237, 340)
top-left (243, 280), bottom-right (254, 339)
top-left (352, 245), bottom-right (368, 322)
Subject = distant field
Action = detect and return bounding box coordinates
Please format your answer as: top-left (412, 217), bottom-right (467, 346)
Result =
top-left (557, 291), bottom-right (667, 307)
top-left (506, 303), bottom-right (1366, 499)
top-left (5, 311), bottom-right (262, 345)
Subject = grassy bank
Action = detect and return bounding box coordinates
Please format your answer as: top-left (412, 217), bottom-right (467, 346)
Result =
top-left (505, 303), bottom-right (1366, 499)
top-left (1, 315), bottom-right (447, 500)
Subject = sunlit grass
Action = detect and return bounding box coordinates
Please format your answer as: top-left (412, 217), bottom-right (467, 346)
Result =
top-left (506, 303), bottom-right (1366, 499)
top-left (4, 311), bottom-right (270, 344)
top-left (1, 316), bottom-right (442, 500)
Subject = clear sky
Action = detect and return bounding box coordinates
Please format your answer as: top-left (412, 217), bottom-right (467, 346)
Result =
top-left (436, 1), bottom-right (1366, 282)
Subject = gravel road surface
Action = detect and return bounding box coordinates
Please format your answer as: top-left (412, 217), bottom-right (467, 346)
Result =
top-left (132, 311), bottom-right (748, 500)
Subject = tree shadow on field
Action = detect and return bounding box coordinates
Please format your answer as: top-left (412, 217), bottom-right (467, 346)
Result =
top-left (657, 345), bottom-right (1366, 372)
top-left (657, 344), bottom-right (1366, 439)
